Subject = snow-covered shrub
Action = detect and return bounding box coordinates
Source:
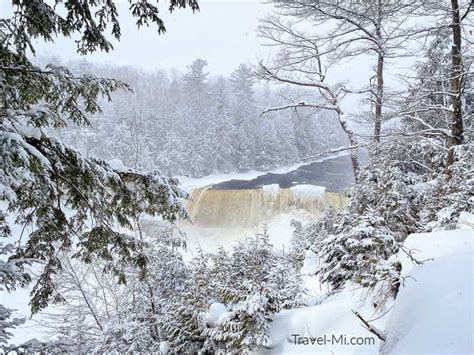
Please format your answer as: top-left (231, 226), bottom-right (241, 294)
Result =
top-left (0, 305), bottom-right (25, 347)
top-left (294, 134), bottom-right (473, 307)
top-left (295, 135), bottom-right (472, 310)
top-left (96, 232), bottom-right (189, 353)
top-left (160, 247), bottom-right (212, 353)
top-left (421, 143), bottom-right (474, 231)
top-left (289, 208), bottom-right (338, 269)
top-left (203, 230), bottom-right (302, 352)
top-left (317, 209), bottom-right (401, 303)
top-left (162, 229), bottom-right (303, 353)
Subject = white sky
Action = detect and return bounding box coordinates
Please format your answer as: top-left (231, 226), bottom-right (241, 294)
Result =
top-left (1, 0), bottom-right (273, 75)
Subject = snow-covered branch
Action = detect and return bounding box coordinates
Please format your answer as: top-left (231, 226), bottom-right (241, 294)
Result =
top-left (260, 102), bottom-right (339, 116)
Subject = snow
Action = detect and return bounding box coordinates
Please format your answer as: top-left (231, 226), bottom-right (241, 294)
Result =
top-left (177, 170), bottom-right (266, 191)
top-left (205, 302), bottom-right (228, 326)
top-left (159, 341), bottom-right (170, 354)
top-left (2, 131), bottom-right (51, 170)
top-left (177, 152), bottom-right (350, 191)
top-left (381, 253), bottom-right (473, 355)
top-left (258, 221), bottom-right (474, 355)
top-left (457, 211), bottom-right (474, 230)
top-left (300, 250), bottom-right (319, 275)
top-left (399, 228), bottom-right (474, 277)
top-left (268, 150), bottom-right (351, 175)
top-left (381, 228), bottom-right (474, 354)
top-left (256, 284), bottom-right (385, 355)
top-left (290, 184), bottom-right (326, 198)
top-left (108, 158), bottom-right (128, 172)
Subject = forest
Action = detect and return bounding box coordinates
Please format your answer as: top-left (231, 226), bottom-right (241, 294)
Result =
top-left (1, 0), bottom-right (473, 354)
top-left (51, 57), bottom-right (348, 177)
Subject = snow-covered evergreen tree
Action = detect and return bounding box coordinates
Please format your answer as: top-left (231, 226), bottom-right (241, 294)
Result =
top-left (1, 0), bottom-right (194, 317)
top-left (201, 230), bottom-right (302, 352)
top-left (230, 64), bottom-right (258, 169)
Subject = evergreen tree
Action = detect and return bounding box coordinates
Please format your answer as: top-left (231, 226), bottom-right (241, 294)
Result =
top-left (230, 64), bottom-right (258, 169)
top-left (207, 77), bottom-right (235, 173)
top-left (1, 0), bottom-right (197, 317)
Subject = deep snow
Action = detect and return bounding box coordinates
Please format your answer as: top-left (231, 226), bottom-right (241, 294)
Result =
top-left (257, 218), bottom-right (474, 355)
top-left (382, 229), bottom-right (474, 354)
top-left (2, 192), bottom-right (472, 353)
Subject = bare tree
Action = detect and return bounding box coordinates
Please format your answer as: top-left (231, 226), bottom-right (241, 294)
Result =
top-left (260, 0), bottom-right (427, 142)
top-left (447, 0), bottom-right (471, 166)
top-left (256, 14), bottom-right (381, 180)
top-left (256, 45), bottom-right (362, 179)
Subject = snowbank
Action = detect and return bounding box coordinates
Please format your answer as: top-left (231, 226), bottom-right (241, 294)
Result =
top-left (108, 158), bottom-right (128, 172)
top-left (398, 228), bottom-right (474, 277)
top-left (178, 170), bottom-right (265, 191)
top-left (269, 150), bottom-right (351, 175)
top-left (382, 253), bottom-right (473, 354)
top-left (382, 228), bottom-right (473, 354)
top-left (256, 285), bottom-right (384, 355)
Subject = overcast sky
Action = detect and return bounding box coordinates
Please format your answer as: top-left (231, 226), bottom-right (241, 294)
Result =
top-left (1, 0), bottom-right (273, 75)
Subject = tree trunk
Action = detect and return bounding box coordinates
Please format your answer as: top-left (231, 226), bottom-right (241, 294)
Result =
top-left (350, 150), bottom-right (360, 183)
top-left (374, 52), bottom-right (384, 142)
top-left (338, 113), bottom-right (360, 182)
top-left (374, 0), bottom-right (384, 142)
top-left (447, 0), bottom-right (464, 167)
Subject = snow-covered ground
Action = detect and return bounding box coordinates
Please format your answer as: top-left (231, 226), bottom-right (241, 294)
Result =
top-left (290, 184), bottom-right (326, 198)
top-left (257, 216), bottom-right (474, 355)
top-left (256, 284), bottom-right (387, 355)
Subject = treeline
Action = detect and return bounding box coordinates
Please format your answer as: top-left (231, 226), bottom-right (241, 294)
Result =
top-left (53, 57), bottom-right (348, 177)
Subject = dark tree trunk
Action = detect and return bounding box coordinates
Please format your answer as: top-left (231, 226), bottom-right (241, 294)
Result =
top-left (338, 113), bottom-right (360, 182)
top-left (374, 0), bottom-right (384, 142)
top-left (374, 53), bottom-right (384, 142)
top-left (447, 0), bottom-right (464, 167)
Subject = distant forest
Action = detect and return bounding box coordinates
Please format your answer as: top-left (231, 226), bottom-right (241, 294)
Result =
top-left (48, 57), bottom-right (348, 177)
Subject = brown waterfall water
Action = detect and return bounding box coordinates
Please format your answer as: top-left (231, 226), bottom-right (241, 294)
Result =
top-left (186, 187), bottom-right (348, 227)
top-left (146, 154), bottom-right (355, 253)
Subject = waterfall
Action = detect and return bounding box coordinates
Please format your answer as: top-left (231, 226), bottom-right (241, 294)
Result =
top-left (186, 185), bottom-right (349, 227)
